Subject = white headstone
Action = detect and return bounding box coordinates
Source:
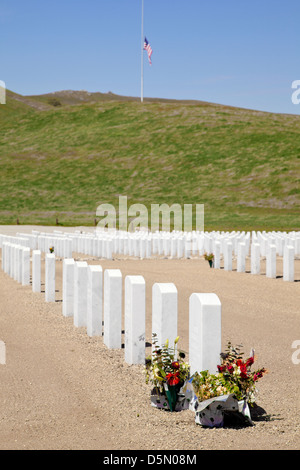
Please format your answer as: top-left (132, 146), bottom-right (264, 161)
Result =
top-left (8, 242), bottom-right (13, 277)
top-left (214, 241), bottom-right (221, 269)
top-left (12, 244), bottom-right (17, 280)
top-left (266, 244), bottom-right (276, 279)
top-left (224, 241), bottom-right (233, 271)
top-left (189, 293), bottom-right (222, 375)
top-left (106, 239), bottom-right (113, 259)
top-left (45, 253), bottom-right (56, 302)
top-left (177, 237), bottom-right (184, 258)
top-left (32, 250), bottom-right (41, 293)
top-left (237, 242), bottom-right (246, 273)
top-left (283, 245), bottom-right (295, 282)
top-left (17, 246), bottom-right (23, 283)
top-left (124, 275), bottom-right (146, 365)
top-left (184, 237), bottom-right (192, 259)
top-left (87, 265), bottom-right (103, 337)
top-left (152, 283), bottom-right (178, 349)
top-left (170, 237), bottom-right (177, 258)
top-left (1, 241), bottom-right (5, 272)
top-left (251, 243), bottom-right (260, 275)
top-left (146, 237), bottom-right (152, 258)
top-left (62, 258), bottom-right (75, 317)
top-left (103, 269), bottom-right (122, 349)
top-left (139, 238), bottom-right (146, 259)
top-left (22, 247), bottom-right (30, 286)
top-left (6, 243), bottom-right (11, 275)
top-left (74, 261), bottom-right (88, 327)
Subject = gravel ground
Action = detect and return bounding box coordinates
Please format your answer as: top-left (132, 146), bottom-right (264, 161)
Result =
top-left (0, 226), bottom-right (299, 451)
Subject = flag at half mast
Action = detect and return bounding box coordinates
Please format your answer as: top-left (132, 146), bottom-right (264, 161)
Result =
top-left (144, 37), bottom-right (153, 65)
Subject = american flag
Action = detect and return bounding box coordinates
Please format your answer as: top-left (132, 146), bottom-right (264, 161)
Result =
top-left (144, 37), bottom-right (153, 65)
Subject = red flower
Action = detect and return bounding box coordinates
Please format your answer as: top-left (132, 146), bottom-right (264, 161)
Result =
top-left (246, 357), bottom-right (254, 367)
top-left (236, 361), bottom-right (248, 379)
top-left (166, 371), bottom-right (180, 386)
top-left (254, 368), bottom-right (266, 381)
top-left (226, 364), bottom-right (234, 373)
top-left (171, 361), bottom-right (180, 370)
top-left (217, 365), bottom-right (226, 373)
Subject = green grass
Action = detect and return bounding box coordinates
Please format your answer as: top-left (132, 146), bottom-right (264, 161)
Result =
top-left (0, 90), bottom-right (299, 231)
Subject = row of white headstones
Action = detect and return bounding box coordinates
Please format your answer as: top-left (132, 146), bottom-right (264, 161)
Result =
top-left (0, 233), bottom-right (222, 375)
top-left (0, 228), bottom-right (298, 373)
top-left (6, 227), bottom-right (299, 281)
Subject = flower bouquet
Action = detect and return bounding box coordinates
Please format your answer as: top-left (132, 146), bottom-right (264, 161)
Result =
top-left (188, 342), bottom-right (267, 427)
top-left (49, 246), bottom-right (54, 253)
top-left (145, 333), bottom-right (190, 412)
top-left (204, 252), bottom-right (214, 268)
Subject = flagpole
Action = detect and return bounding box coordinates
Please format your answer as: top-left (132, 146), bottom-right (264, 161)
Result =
top-left (141, 0), bottom-right (144, 103)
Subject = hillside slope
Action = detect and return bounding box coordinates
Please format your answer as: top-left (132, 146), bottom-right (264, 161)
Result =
top-left (0, 90), bottom-right (299, 230)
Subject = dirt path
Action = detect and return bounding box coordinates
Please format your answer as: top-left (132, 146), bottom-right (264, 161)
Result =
top-left (0, 232), bottom-right (300, 450)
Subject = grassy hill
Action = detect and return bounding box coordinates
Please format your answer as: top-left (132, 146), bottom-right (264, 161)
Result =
top-left (0, 89), bottom-right (299, 231)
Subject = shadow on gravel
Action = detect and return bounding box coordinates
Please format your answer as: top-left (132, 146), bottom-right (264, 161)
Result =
top-left (219, 404), bottom-right (282, 429)
top-left (250, 404), bottom-right (282, 423)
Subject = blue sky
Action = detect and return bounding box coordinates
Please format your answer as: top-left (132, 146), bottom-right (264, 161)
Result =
top-left (1, 0), bottom-right (299, 114)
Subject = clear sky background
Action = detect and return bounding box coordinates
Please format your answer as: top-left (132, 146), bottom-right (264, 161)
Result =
top-left (1, 0), bottom-right (299, 114)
